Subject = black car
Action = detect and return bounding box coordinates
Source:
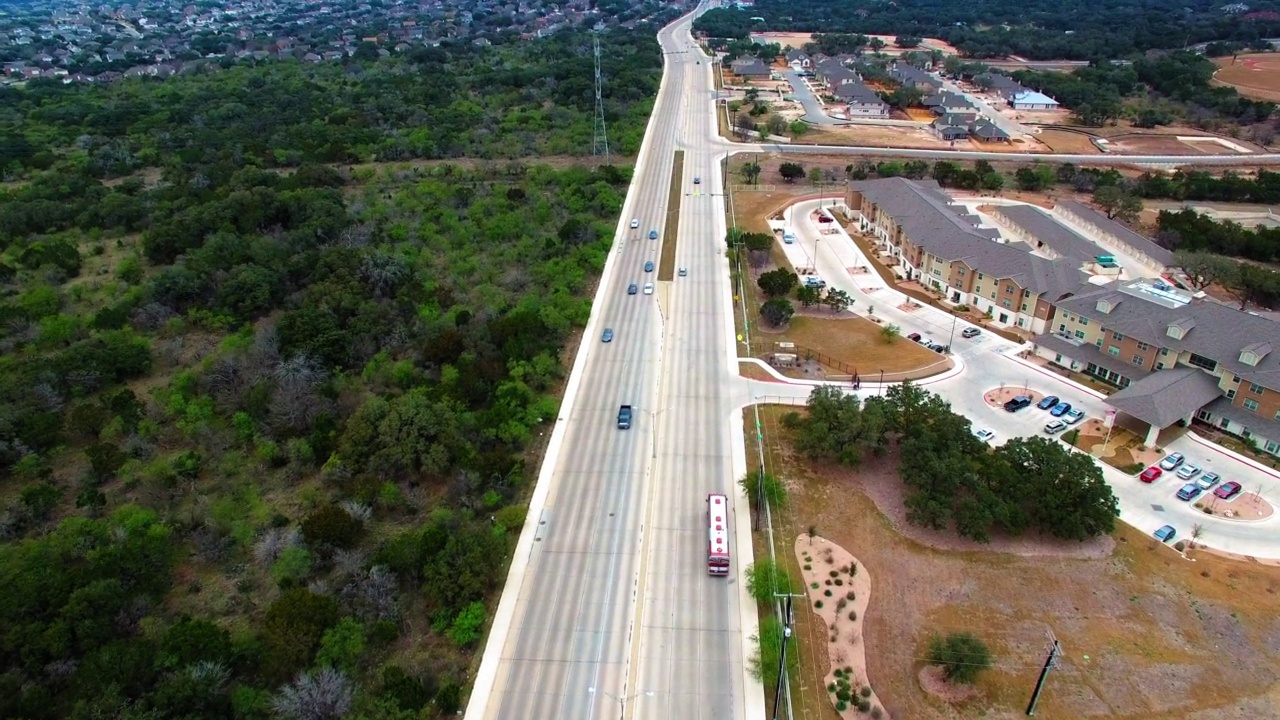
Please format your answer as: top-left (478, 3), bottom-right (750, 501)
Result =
top-left (1004, 395), bottom-right (1033, 412)
top-left (1037, 395), bottom-right (1060, 410)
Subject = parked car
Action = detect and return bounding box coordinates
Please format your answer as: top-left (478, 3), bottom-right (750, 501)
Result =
top-left (601, 328), bottom-right (614, 343)
top-left (627, 283), bottom-right (638, 295)
top-left (644, 260), bottom-right (654, 272)
top-left (907, 332), bottom-right (922, 342)
top-left (1159, 452), bottom-right (1185, 471)
top-left (1037, 395), bottom-right (1060, 410)
top-left (1214, 481), bottom-right (1243, 500)
top-left (1043, 419), bottom-right (1068, 434)
top-left (1063, 408), bottom-right (1085, 425)
top-left (1175, 463), bottom-right (1201, 481)
top-left (961, 327), bottom-right (981, 338)
top-left (648, 230), bottom-right (658, 240)
top-left (1197, 472), bottom-right (1221, 490)
top-left (915, 336), bottom-right (931, 345)
top-left (678, 267), bottom-right (687, 276)
top-left (643, 283), bottom-right (654, 295)
top-left (1176, 483), bottom-right (1202, 501)
top-left (1004, 396), bottom-right (1032, 412)
top-left (1153, 525), bottom-right (1176, 543)
top-left (630, 219), bottom-right (640, 228)
top-left (974, 428), bottom-right (995, 442)
top-left (1049, 402), bottom-right (1072, 417)
top-left (928, 343), bottom-right (947, 353)
top-left (1139, 466), bottom-right (1163, 483)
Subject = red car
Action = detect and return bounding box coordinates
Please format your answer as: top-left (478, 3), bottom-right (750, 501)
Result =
top-left (1139, 466), bottom-right (1163, 483)
top-left (1214, 481), bottom-right (1243, 500)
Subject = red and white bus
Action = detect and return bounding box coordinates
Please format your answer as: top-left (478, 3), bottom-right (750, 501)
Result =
top-left (706, 493), bottom-right (730, 575)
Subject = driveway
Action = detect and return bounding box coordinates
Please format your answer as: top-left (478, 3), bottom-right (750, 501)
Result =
top-left (763, 197), bottom-right (1280, 558)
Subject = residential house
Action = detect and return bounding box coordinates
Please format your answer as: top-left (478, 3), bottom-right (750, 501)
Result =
top-left (1056, 201), bottom-right (1175, 276)
top-left (785, 49), bottom-right (811, 72)
top-left (988, 205), bottom-right (1118, 275)
top-left (922, 91), bottom-right (975, 116)
top-left (969, 120), bottom-right (1010, 142)
top-left (847, 177), bottom-right (1087, 334)
top-left (1009, 90), bottom-right (1060, 111)
top-left (887, 61), bottom-right (940, 92)
top-left (832, 81), bottom-right (889, 117)
top-left (1032, 277), bottom-right (1280, 453)
top-left (730, 56), bottom-right (771, 79)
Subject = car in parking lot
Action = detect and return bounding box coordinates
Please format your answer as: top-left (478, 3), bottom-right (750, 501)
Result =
top-left (1153, 525), bottom-right (1176, 543)
top-left (1063, 408), bottom-right (1085, 425)
top-left (914, 336), bottom-right (931, 346)
top-left (1036, 395), bottom-right (1060, 410)
top-left (974, 428), bottom-right (995, 443)
top-left (601, 328), bottom-right (614, 343)
top-left (1139, 466), bottom-right (1163, 483)
top-left (961, 327), bottom-right (981, 338)
top-left (1004, 396), bottom-right (1032, 412)
top-left (1197, 472), bottom-right (1221, 489)
top-left (643, 282), bottom-right (654, 295)
top-left (1043, 419), bottom-right (1068, 434)
top-left (1175, 463), bottom-right (1201, 481)
top-left (678, 267), bottom-right (687, 276)
top-left (648, 230), bottom-right (658, 240)
top-left (1159, 452), bottom-right (1185, 470)
top-left (1049, 402), bottom-right (1072, 417)
top-left (627, 283), bottom-right (638, 295)
top-left (1176, 483), bottom-right (1202, 501)
top-left (907, 332), bottom-right (922, 342)
top-left (643, 260), bottom-right (654, 272)
top-left (928, 342), bottom-right (948, 353)
top-left (1214, 481), bottom-right (1243, 500)
top-left (630, 218), bottom-right (640, 228)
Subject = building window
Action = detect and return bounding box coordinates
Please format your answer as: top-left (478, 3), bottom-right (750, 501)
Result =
top-left (977, 273), bottom-right (984, 280)
top-left (1226, 389), bottom-right (1236, 399)
top-left (1075, 330), bottom-right (1085, 340)
top-left (1108, 345), bottom-right (1120, 356)
top-left (1136, 341), bottom-right (1150, 351)
top-left (1132, 355), bottom-right (1143, 366)
top-left (1274, 409), bottom-right (1280, 421)
top-left (1005, 284), bottom-right (1014, 293)
top-left (1156, 362), bottom-right (1164, 370)
top-left (1244, 398), bottom-right (1260, 411)
top-left (957, 267), bottom-right (965, 275)
top-left (931, 268), bottom-right (942, 276)
top-left (1054, 353), bottom-right (1063, 363)
top-left (1233, 375), bottom-right (1241, 383)
top-left (1268, 441), bottom-right (1280, 454)
top-left (1161, 348), bottom-right (1169, 356)
top-left (1021, 303), bottom-right (1028, 312)
top-left (1078, 316), bottom-right (1089, 326)
top-left (1002, 299), bottom-right (1012, 308)
top-left (1095, 337), bottom-right (1103, 348)
top-left (990, 292), bottom-right (996, 300)
top-left (1120, 377), bottom-right (1131, 388)
top-left (1251, 382), bottom-right (1264, 395)
top-left (1112, 331), bottom-right (1124, 341)
top-left (1187, 353), bottom-right (1217, 371)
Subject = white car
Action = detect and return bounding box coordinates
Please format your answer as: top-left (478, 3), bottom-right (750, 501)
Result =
top-left (643, 282), bottom-right (654, 295)
top-left (973, 428), bottom-right (995, 443)
top-left (678, 267), bottom-right (687, 277)
top-left (1063, 408), bottom-right (1085, 425)
top-left (630, 218), bottom-right (639, 228)
top-left (1159, 452), bottom-right (1185, 471)
top-left (1043, 420), bottom-right (1067, 434)
top-left (1176, 463), bottom-right (1202, 481)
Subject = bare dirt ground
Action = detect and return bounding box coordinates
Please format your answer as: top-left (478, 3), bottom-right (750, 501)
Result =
top-left (1034, 129), bottom-right (1103, 154)
top-left (1109, 135), bottom-right (1234, 155)
top-left (802, 125), bottom-right (957, 150)
top-left (1195, 492), bottom-right (1275, 522)
top-left (1213, 53), bottom-right (1280, 103)
top-left (753, 406), bottom-right (1280, 720)
top-left (795, 534), bottom-right (889, 719)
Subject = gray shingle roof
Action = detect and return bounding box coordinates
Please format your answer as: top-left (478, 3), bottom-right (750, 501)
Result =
top-left (1202, 395), bottom-right (1280, 438)
top-left (1058, 201), bottom-right (1176, 267)
top-left (994, 205), bottom-right (1106, 263)
top-left (1104, 367), bottom-right (1223, 428)
top-left (850, 178), bottom-right (1088, 299)
top-left (1052, 280), bottom-right (1280, 386)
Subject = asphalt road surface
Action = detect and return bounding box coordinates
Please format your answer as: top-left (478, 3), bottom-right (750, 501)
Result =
top-left (466, 3), bottom-right (758, 719)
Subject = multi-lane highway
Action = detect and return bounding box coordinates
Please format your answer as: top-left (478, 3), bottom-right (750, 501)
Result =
top-left (466, 4), bottom-right (760, 720)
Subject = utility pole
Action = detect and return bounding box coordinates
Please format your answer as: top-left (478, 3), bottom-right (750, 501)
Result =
top-left (592, 35), bottom-right (610, 164)
top-left (1025, 632), bottom-right (1061, 716)
top-left (771, 593), bottom-right (803, 720)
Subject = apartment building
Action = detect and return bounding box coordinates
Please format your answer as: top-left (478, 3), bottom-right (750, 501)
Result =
top-left (1033, 278), bottom-right (1280, 453)
top-left (846, 178), bottom-right (1087, 334)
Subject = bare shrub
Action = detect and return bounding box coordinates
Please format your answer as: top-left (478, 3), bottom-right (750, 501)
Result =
top-left (272, 667), bottom-right (353, 720)
top-left (338, 500), bottom-right (372, 523)
top-left (253, 527), bottom-right (301, 566)
top-left (340, 565), bottom-right (399, 623)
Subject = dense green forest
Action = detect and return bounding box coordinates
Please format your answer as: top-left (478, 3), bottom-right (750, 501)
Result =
top-left (0, 23), bottom-right (663, 720)
top-left (693, 0), bottom-right (1280, 60)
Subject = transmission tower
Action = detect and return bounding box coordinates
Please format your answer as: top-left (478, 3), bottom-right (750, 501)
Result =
top-left (592, 35), bottom-right (610, 164)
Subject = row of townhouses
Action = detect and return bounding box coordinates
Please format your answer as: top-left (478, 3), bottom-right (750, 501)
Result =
top-left (846, 177), bottom-right (1280, 454)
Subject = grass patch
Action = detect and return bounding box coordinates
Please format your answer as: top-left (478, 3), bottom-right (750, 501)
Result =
top-left (657, 149), bottom-right (683, 281)
top-left (768, 315), bottom-right (946, 379)
top-left (746, 404), bottom-right (1280, 719)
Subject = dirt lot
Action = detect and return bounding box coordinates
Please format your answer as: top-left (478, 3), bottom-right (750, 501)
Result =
top-left (1110, 135), bottom-right (1238, 155)
top-left (1035, 129), bottom-right (1103, 154)
top-left (801, 125), bottom-right (957, 150)
top-left (1213, 53), bottom-right (1280, 103)
top-left (758, 314), bottom-right (951, 380)
top-left (752, 406), bottom-right (1280, 720)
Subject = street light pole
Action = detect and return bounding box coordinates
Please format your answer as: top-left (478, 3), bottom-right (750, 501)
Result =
top-left (878, 368), bottom-right (885, 396)
top-left (591, 689), bottom-right (655, 720)
top-left (947, 312), bottom-right (958, 352)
